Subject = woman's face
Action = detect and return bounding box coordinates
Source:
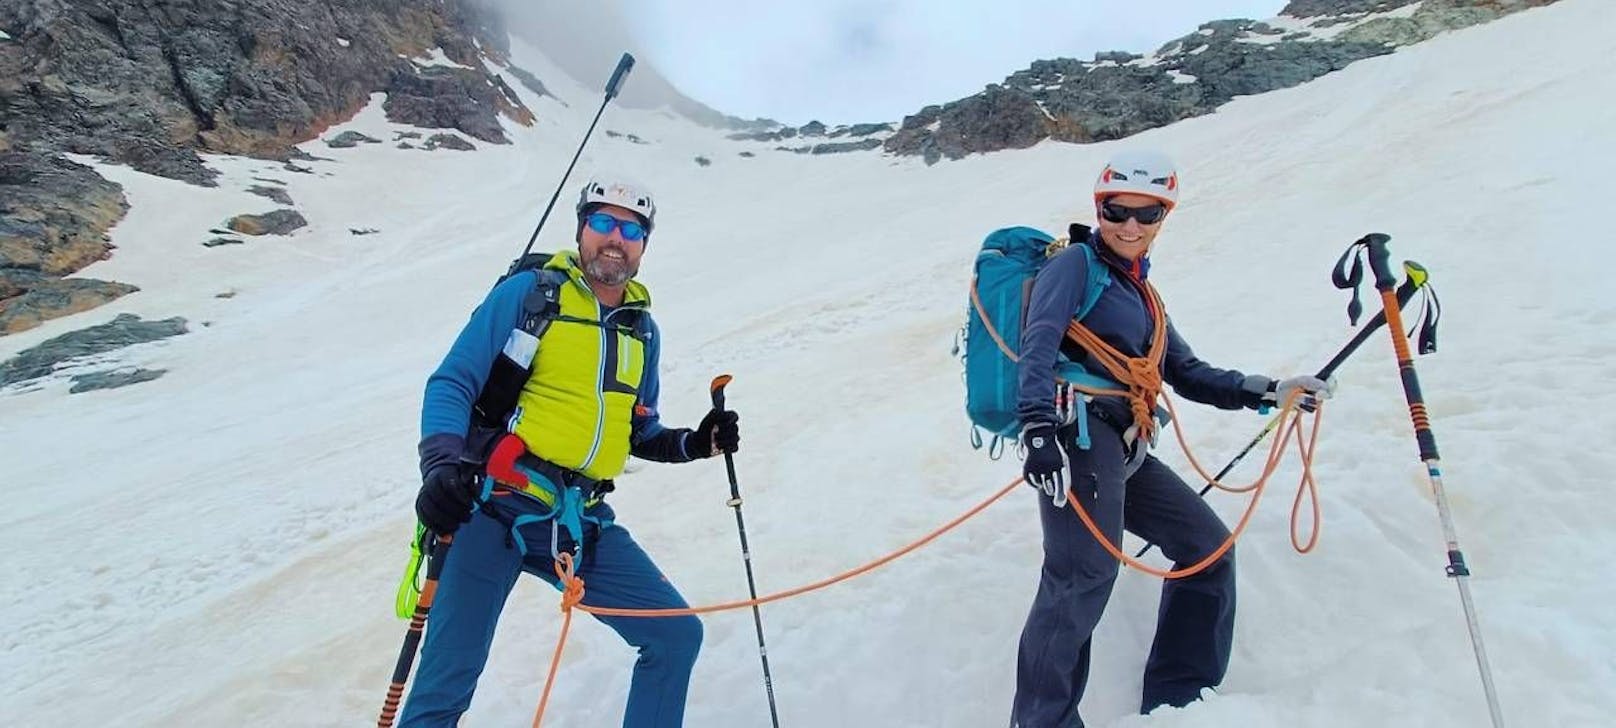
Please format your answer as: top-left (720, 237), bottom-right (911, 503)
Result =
top-left (1095, 192), bottom-right (1169, 261)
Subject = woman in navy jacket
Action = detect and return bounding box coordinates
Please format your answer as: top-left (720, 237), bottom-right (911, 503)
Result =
top-left (1010, 151), bottom-right (1329, 727)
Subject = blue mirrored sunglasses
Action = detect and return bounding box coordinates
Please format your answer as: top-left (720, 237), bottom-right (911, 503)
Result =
top-left (584, 212), bottom-right (647, 242)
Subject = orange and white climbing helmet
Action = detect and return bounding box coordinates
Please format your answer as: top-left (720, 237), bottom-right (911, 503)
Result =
top-left (1093, 151), bottom-right (1180, 209)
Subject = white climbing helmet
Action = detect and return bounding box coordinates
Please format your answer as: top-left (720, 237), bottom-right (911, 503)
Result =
top-left (1093, 151), bottom-right (1181, 209)
top-left (576, 175), bottom-right (657, 231)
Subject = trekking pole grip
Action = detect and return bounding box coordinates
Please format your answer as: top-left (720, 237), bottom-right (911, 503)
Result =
top-left (1363, 233), bottom-right (1397, 291)
top-left (710, 373), bottom-right (732, 412)
top-left (605, 53), bottom-right (635, 100)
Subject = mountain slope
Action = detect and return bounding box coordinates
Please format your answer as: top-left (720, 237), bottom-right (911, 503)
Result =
top-left (0, 1), bottom-right (1611, 726)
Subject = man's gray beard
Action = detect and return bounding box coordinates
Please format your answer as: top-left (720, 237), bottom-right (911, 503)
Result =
top-left (584, 254), bottom-right (636, 287)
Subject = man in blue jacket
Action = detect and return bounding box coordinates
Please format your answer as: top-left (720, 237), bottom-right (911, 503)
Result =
top-left (400, 175), bottom-right (740, 727)
top-left (1010, 151), bottom-right (1329, 726)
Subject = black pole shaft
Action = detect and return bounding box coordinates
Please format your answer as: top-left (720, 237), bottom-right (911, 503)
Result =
top-left (512, 53), bottom-right (636, 271)
top-left (1132, 270), bottom-right (1424, 558)
top-left (379, 535), bottom-right (453, 727)
top-left (710, 376), bottom-right (782, 728)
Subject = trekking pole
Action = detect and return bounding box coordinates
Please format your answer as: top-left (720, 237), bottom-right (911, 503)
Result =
top-left (710, 374), bottom-right (782, 728)
top-left (378, 534), bottom-right (453, 727)
top-left (1350, 233), bottom-right (1505, 728)
top-left (507, 52), bottom-right (637, 276)
top-left (1134, 262), bottom-right (1430, 558)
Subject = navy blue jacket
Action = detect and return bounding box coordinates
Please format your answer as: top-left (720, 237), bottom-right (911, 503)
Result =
top-left (1016, 230), bottom-right (1267, 430)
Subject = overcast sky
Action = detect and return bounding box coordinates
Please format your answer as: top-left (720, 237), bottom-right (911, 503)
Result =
top-left (619, 1), bottom-right (1290, 125)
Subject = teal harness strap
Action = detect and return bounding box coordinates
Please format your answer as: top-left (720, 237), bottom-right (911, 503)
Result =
top-left (501, 464), bottom-right (614, 566)
top-left (1075, 396), bottom-right (1092, 451)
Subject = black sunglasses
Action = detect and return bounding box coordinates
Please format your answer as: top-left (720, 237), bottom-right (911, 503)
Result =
top-left (1099, 201), bottom-right (1168, 225)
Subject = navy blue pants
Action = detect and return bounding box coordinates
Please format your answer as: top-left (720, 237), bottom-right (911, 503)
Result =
top-left (1011, 415), bottom-right (1235, 727)
top-left (399, 496), bottom-right (703, 727)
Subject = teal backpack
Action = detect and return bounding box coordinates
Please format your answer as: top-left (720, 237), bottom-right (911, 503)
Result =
top-left (959, 224), bottom-right (1114, 456)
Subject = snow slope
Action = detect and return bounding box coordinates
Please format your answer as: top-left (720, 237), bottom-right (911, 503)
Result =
top-left (2, 1), bottom-right (1613, 725)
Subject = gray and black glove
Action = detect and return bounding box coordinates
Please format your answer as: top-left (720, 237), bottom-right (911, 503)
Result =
top-left (1021, 423), bottom-right (1070, 507)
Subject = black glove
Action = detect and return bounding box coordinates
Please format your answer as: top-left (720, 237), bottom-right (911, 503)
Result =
top-left (415, 464), bottom-right (480, 535)
top-left (1022, 423), bottom-right (1070, 507)
top-left (687, 407), bottom-right (740, 458)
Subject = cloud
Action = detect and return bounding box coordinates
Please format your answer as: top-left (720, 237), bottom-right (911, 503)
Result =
top-left (618, 1), bottom-right (1289, 124)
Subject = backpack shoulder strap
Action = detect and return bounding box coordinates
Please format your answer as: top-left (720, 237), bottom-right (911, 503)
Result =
top-left (1073, 240), bottom-right (1111, 321)
top-left (518, 268), bottom-right (569, 336)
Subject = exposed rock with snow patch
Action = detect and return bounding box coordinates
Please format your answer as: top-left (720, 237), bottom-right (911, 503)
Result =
top-left (325, 131), bottom-right (382, 149)
top-left (69, 367), bottom-right (166, 393)
top-left (0, 313), bottom-right (185, 386)
top-left (423, 133), bottom-right (475, 151)
top-left (224, 209), bottom-right (307, 236)
top-left (885, 0), bottom-right (1562, 162)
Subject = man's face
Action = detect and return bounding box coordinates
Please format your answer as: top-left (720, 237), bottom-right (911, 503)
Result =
top-left (577, 204), bottom-right (647, 287)
top-left (1095, 192), bottom-right (1169, 261)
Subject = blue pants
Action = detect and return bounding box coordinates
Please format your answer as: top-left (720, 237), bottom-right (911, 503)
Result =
top-left (399, 496), bottom-right (703, 727)
top-left (1011, 414), bottom-right (1235, 727)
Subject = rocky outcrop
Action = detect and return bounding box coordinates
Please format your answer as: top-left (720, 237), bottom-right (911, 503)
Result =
top-left (505, 63), bottom-right (559, 105)
top-left (1332, 0), bottom-right (1561, 46)
top-left (0, 147), bottom-right (135, 332)
top-left (0, 0), bottom-right (529, 333)
top-left (423, 133), bottom-right (475, 151)
top-left (0, 278), bottom-right (140, 335)
top-left (727, 119), bottom-right (894, 145)
top-left (885, 0), bottom-right (1562, 163)
top-left (69, 367), bottom-right (166, 393)
top-left (247, 184), bottom-right (292, 205)
top-left (775, 138), bottom-right (886, 156)
top-left (384, 64), bottom-right (530, 144)
top-left (1281, 0), bottom-right (1421, 17)
top-left (0, 312), bottom-right (186, 387)
top-left (325, 131), bottom-right (381, 148)
top-left (224, 209), bottom-right (307, 235)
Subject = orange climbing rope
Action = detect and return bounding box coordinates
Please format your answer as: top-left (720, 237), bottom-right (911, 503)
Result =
top-left (524, 394), bottom-right (1327, 726)
top-left (528, 478), bottom-right (1022, 726)
top-left (1058, 389), bottom-right (1325, 579)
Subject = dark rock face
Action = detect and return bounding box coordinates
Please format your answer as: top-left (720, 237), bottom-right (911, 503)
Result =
top-left (844, 122), bottom-right (893, 137)
top-left (0, 148), bottom-right (134, 333)
top-left (1281, 0), bottom-right (1421, 16)
top-left (884, 0), bottom-right (1561, 162)
top-left (776, 137), bottom-right (888, 156)
top-left (0, 0), bottom-right (528, 331)
top-left (325, 131), bottom-right (381, 148)
top-left (69, 367), bottom-right (166, 393)
top-left (0, 149), bottom-right (126, 276)
top-left (0, 312), bottom-right (186, 387)
top-left (384, 64), bottom-right (529, 143)
top-left (505, 63), bottom-right (557, 104)
top-left (247, 184), bottom-right (292, 205)
top-left (0, 277), bottom-right (139, 335)
top-left (423, 133), bottom-right (474, 151)
top-left (225, 209), bottom-right (307, 235)
top-left (0, 0), bottom-right (524, 168)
